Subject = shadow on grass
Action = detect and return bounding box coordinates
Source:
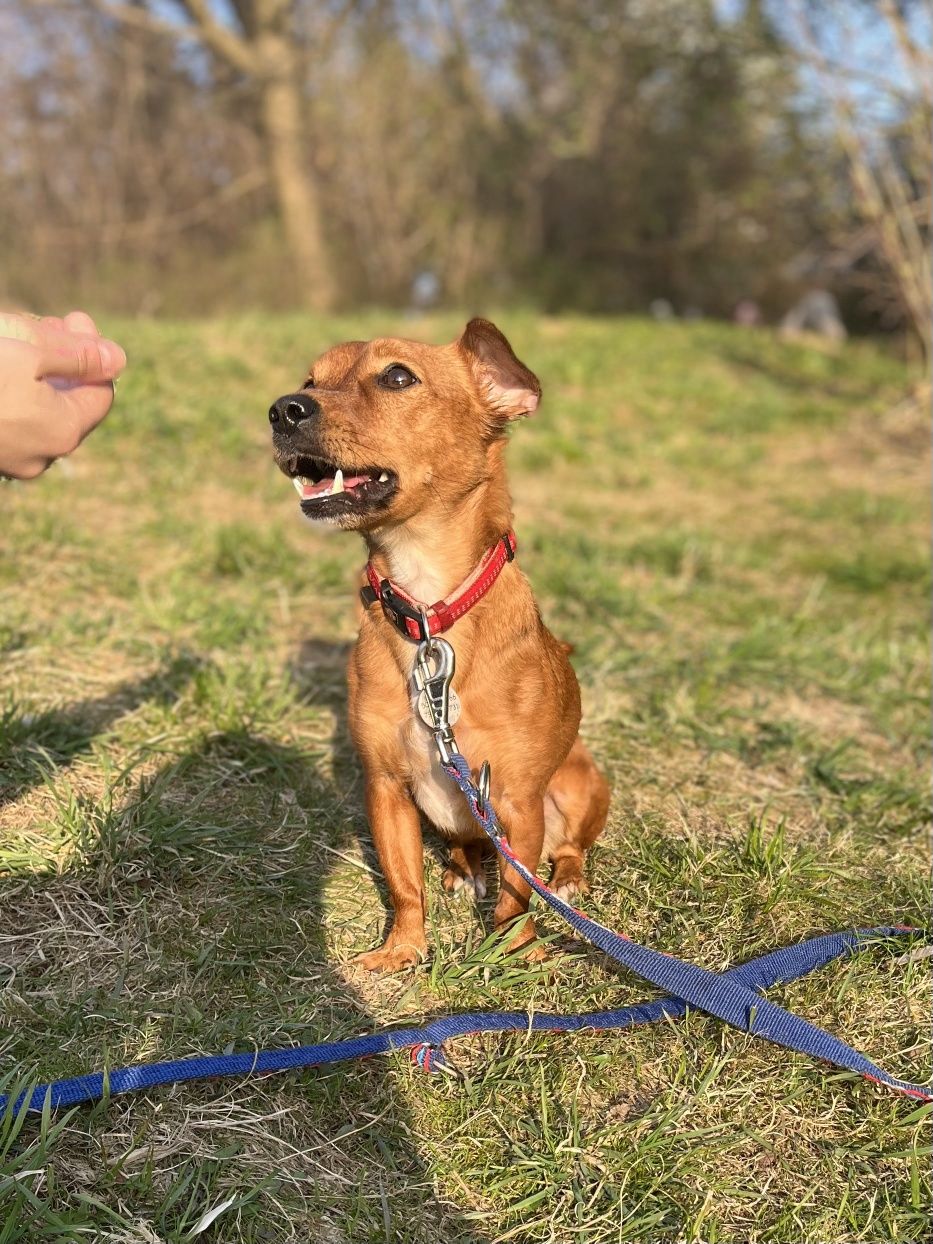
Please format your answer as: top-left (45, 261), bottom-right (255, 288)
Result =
top-left (288, 638), bottom-right (390, 905)
top-left (1, 642), bottom-right (490, 1243)
top-left (0, 654), bottom-right (201, 809)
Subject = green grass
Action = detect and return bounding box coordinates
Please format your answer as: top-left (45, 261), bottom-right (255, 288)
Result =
top-left (0, 313), bottom-right (929, 1243)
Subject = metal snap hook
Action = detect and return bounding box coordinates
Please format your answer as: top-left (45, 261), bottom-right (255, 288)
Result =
top-left (477, 760), bottom-right (491, 814)
top-left (413, 637), bottom-right (460, 746)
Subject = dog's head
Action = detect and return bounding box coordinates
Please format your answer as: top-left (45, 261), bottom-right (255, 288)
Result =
top-left (269, 318), bottom-right (540, 530)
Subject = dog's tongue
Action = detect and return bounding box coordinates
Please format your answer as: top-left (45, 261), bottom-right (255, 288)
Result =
top-left (294, 469), bottom-right (372, 500)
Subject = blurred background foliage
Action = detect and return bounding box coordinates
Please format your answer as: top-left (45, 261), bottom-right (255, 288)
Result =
top-left (0, 0), bottom-right (928, 352)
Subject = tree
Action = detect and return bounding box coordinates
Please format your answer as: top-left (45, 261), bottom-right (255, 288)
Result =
top-left (86, 0), bottom-right (340, 308)
top-left (4, 0), bottom-right (919, 334)
top-left (789, 0), bottom-right (931, 362)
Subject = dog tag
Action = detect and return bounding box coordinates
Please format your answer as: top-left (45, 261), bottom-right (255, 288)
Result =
top-left (418, 686), bottom-right (460, 728)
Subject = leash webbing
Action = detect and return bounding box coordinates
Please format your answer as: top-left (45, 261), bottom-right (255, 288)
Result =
top-left (441, 751), bottom-right (931, 1103)
top-left (1, 750), bottom-right (928, 1114)
top-left (0, 926), bottom-right (921, 1112)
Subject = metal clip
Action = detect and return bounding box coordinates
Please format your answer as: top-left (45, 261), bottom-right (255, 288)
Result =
top-left (477, 760), bottom-right (491, 814)
top-left (414, 637), bottom-right (458, 763)
top-left (413, 638), bottom-right (455, 722)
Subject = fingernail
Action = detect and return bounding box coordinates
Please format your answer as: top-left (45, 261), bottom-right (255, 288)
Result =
top-left (101, 341), bottom-right (127, 374)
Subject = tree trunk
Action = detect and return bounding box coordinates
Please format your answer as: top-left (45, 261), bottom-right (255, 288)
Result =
top-left (258, 35), bottom-right (334, 310)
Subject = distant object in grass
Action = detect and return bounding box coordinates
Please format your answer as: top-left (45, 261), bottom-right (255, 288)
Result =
top-left (410, 269), bottom-right (441, 311)
top-left (649, 298), bottom-right (676, 322)
top-left (780, 289), bottom-right (847, 344)
top-left (734, 298), bottom-right (762, 327)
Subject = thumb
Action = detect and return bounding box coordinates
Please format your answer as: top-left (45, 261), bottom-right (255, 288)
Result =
top-left (33, 328), bottom-right (126, 383)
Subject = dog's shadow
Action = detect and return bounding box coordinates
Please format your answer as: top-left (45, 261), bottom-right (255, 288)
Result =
top-left (2, 644), bottom-right (490, 1242)
top-left (288, 638), bottom-right (389, 908)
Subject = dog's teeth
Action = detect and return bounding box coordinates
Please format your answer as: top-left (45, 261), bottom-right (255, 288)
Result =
top-left (331, 469), bottom-right (344, 495)
top-left (292, 477), bottom-right (304, 495)
top-left (300, 475), bottom-right (312, 485)
top-left (378, 471), bottom-right (389, 483)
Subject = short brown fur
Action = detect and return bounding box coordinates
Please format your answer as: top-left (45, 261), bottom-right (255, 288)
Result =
top-left (271, 319), bottom-right (610, 971)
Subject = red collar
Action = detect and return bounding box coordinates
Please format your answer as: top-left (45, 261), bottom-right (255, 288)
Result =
top-left (362, 531), bottom-right (517, 642)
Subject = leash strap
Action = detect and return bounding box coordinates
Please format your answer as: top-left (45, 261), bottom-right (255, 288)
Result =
top-left (0, 925), bottom-right (920, 1113)
top-left (441, 751), bottom-right (931, 1102)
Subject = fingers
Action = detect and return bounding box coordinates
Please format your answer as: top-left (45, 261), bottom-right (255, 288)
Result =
top-left (0, 312), bottom-right (40, 344)
top-left (2, 312), bottom-right (100, 339)
top-left (0, 310), bottom-right (125, 383)
top-left (33, 326), bottom-right (126, 383)
top-left (61, 382), bottom-right (117, 446)
top-left (30, 378), bottom-right (116, 460)
top-left (0, 313), bottom-right (122, 479)
top-left (62, 310), bottom-right (99, 336)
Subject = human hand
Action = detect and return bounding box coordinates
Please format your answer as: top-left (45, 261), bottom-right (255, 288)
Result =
top-left (0, 310), bottom-right (126, 480)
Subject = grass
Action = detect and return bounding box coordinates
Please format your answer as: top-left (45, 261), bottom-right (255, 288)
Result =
top-left (0, 312), bottom-right (929, 1243)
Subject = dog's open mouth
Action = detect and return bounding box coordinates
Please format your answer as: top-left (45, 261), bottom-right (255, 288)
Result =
top-left (282, 453), bottom-right (397, 519)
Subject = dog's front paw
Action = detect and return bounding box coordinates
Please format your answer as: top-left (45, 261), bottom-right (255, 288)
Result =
top-left (353, 936), bottom-right (426, 974)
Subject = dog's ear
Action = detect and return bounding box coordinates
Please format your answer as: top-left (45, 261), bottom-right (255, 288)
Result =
top-left (457, 318), bottom-right (540, 421)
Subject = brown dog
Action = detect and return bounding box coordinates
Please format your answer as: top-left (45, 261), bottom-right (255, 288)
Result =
top-left (269, 319), bottom-right (609, 972)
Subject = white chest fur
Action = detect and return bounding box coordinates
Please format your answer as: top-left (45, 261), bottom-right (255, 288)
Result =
top-left (401, 686), bottom-right (475, 838)
top-left (379, 526), bottom-right (450, 606)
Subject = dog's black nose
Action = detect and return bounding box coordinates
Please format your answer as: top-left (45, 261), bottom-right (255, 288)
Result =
top-left (268, 392), bottom-right (320, 428)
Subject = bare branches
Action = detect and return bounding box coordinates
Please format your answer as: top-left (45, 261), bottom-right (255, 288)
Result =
top-left (173, 0), bottom-right (257, 72)
top-left (82, 0), bottom-right (196, 43)
top-left (4, 0), bottom-right (928, 328)
top-left (57, 0), bottom-right (330, 303)
top-left (790, 0), bottom-right (931, 361)
top-left (67, 0), bottom-right (258, 72)
top-left (879, 0), bottom-right (933, 107)
top-left (33, 168), bottom-right (268, 246)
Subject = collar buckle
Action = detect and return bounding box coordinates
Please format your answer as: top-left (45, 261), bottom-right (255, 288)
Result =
top-left (379, 581), bottom-right (432, 642)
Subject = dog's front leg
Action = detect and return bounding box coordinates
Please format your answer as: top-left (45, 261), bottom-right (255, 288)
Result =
top-left (354, 774), bottom-right (428, 973)
top-left (492, 794), bottom-right (546, 956)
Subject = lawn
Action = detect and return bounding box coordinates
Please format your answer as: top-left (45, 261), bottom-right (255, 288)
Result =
top-left (0, 313), bottom-right (929, 1243)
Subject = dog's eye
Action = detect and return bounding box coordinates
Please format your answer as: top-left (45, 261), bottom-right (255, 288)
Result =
top-left (378, 364), bottom-right (419, 390)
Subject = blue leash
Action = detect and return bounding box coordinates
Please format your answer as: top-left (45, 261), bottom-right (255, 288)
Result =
top-left (2, 743), bottom-right (928, 1115)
